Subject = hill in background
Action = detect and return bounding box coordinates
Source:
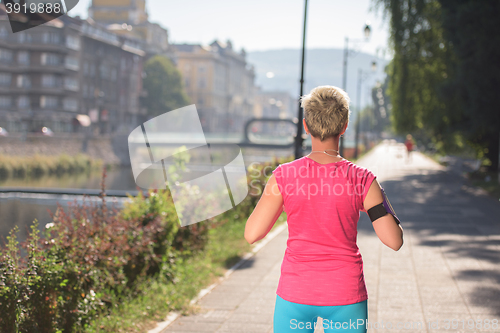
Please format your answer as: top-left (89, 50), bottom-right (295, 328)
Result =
top-left (247, 48), bottom-right (389, 110)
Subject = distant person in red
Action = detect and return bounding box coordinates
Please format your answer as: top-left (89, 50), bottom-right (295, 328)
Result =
top-left (404, 134), bottom-right (414, 163)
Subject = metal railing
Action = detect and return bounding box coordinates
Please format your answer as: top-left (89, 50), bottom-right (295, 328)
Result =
top-left (1, 117), bottom-right (306, 196)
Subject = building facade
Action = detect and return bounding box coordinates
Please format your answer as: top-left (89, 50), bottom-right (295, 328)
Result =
top-left (0, 4), bottom-right (145, 134)
top-left (79, 18), bottom-right (145, 134)
top-left (172, 40), bottom-right (256, 133)
top-left (89, 0), bottom-right (149, 26)
top-left (89, 0), bottom-right (169, 57)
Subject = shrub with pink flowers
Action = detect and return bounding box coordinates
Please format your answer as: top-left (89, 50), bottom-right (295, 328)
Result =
top-left (0, 156), bottom-right (289, 333)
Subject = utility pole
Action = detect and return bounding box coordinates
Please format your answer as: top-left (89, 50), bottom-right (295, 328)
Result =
top-left (339, 37), bottom-right (349, 157)
top-left (294, 0), bottom-right (308, 159)
top-left (339, 23), bottom-right (371, 157)
top-left (354, 62), bottom-right (377, 159)
top-left (354, 68), bottom-right (362, 159)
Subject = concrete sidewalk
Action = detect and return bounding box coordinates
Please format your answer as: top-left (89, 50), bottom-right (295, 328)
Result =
top-left (160, 142), bottom-right (500, 333)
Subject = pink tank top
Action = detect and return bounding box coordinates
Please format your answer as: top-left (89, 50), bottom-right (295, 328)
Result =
top-left (272, 156), bottom-right (376, 306)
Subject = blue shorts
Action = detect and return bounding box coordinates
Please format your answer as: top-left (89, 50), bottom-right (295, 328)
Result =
top-left (274, 295), bottom-right (367, 332)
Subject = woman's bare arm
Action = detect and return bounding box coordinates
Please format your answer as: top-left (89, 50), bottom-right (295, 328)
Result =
top-left (363, 179), bottom-right (404, 251)
top-left (244, 174), bottom-right (284, 244)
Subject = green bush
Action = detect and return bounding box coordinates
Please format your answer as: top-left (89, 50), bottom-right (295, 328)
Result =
top-left (0, 168), bottom-right (182, 332)
top-left (0, 155), bottom-right (292, 332)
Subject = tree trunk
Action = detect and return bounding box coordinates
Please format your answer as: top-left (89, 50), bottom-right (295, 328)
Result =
top-left (486, 132), bottom-right (500, 173)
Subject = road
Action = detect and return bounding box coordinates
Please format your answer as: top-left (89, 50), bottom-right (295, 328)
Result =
top-left (157, 141), bottom-right (500, 333)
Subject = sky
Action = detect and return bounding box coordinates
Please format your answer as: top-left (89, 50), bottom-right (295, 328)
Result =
top-left (70, 0), bottom-right (392, 59)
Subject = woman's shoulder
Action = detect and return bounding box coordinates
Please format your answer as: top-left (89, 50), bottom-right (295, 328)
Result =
top-left (345, 160), bottom-right (372, 171)
top-left (275, 156), bottom-right (307, 169)
top-left (345, 161), bottom-right (376, 180)
top-left (272, 157), bottom-right (308, 178)
top-left (326, 159), bottom-right (375, 179)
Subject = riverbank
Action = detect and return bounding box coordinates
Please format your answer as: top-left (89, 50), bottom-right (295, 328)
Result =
top-left (0, 153), bottom-right (104, 179)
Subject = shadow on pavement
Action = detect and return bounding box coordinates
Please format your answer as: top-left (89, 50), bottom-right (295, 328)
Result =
top-left (367, 166), bottom-right (500, 316)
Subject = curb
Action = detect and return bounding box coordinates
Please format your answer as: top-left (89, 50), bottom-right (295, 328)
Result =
top-left (147, 222), bottom-right (288, 333)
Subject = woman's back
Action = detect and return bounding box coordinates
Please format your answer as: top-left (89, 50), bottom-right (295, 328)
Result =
top-left (244, 85), bottom-right (402, 332)
top-left (273, 156), bottom-right (376, 306)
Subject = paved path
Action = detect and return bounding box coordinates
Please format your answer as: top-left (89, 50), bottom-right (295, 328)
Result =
top-left (160, 142), bottom-right (500, 333)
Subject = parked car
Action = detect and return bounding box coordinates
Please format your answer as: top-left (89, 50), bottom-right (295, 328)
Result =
top-left (0, 127), bottom-right (8, 137)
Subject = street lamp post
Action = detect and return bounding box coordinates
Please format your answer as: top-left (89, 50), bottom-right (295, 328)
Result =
top-left (354, 62), bottom-right (376, 159)
top-left (294, 0), bottom-right (308, 160)
top-left (339, 23), bottom-right (372, 157)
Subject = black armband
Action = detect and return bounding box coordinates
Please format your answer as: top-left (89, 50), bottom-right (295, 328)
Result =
top-left (367, 188), bottom-right (401, 225)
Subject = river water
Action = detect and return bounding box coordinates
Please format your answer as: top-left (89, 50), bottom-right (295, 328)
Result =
top-left (0, 147), bottom-right (298, 243)
top-left (0, 167), bottom-right (137, 243)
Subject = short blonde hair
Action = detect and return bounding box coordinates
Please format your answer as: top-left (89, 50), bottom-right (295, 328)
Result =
top-left (300, 85), bottom-right (350, 141)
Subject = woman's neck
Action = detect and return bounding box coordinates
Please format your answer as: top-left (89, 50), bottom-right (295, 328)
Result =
top-left (307, 136), bottom-right (344, 162)
top-left (310, 136), bottom-right (340, 152)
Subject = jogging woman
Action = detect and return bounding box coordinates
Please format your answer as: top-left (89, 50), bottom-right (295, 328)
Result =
top-left (245, 86), bottom-right (404, 332)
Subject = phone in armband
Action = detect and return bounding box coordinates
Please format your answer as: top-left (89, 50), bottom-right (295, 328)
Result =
top-left (367, 188), bottom-right (401, 225)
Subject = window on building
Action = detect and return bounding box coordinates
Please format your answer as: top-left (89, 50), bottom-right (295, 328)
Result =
top-left (64, 77), bottom-right (78, 91)
top-left (198, 65), bottom-right (206, 73)
top-left (0, 27), bottom-right (8, 38)
top-left (185, 78), bottom-right (190, 88)
top-left (17, 32), bottom-right (32, 43)
top-left (99, 63), bottom-right (107, 79)
top-left (0, 96), bottom-right (11, 108)
top-left (41, 53), bottom-right (60, 66)
top-left (17, 75), bottom-right (31, 88)
top-left (0, 49), bottom-right (13, 63)
top-left (18, 32), bottom-right (26, 43)
top-left (17, 51), bottom-right (30, 65)
top-left (99, 63), bottom-right (113, 79)
top-left (119, 93), bottom-right (126, 106)
top-left (40, 96), bottom-right (58, 109)
top-left (18, 96), bottom-right (30, 109)
top-left (82, 84), bottom-right (88, 97)
top-left (198, 78), bottom-right (206, 89)
top-left (42, 32), bottom-right (61, 44)
top-left (42, 74), bottom-right (57, 87)
top-left (63, 98), bottom-right (78, 112)
top-left (0, 73), bottom-right (11, 86)
top-left (66, 35), bottom-right (80, 50)
top-left (65, 56), bottom-right (79, 70)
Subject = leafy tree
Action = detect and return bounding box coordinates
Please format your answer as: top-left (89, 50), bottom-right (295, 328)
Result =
top-left (374, 0), bottom-right (457, 143)
top-left (374, 0), bottom-right (500, 170)
top-left (143, 55), bottom-right (190, 118)
top-left (438, 0), bottom-right (500, 170)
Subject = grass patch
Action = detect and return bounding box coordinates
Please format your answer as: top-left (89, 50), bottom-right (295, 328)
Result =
top-left (85, 211), bottom-right (287, 333)
top-left (0, 153), bottom-right (104, 179)
top-left (421, 150), bottom-right (446, 166)
top-left (467, 171), bottom-right (500, 199)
